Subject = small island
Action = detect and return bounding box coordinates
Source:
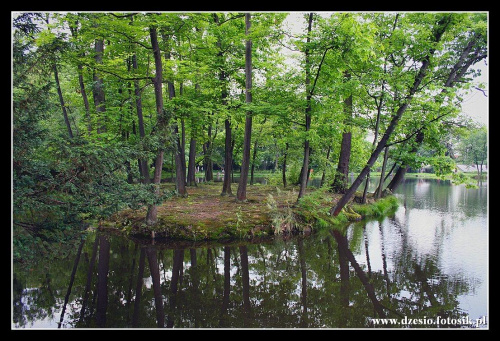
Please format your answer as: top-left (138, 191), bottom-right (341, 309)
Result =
top-left (100, 182), bottom-right (399, 241)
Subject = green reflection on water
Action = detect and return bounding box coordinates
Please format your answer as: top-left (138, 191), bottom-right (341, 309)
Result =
top-left (13, 179), bottom-right (487, 329)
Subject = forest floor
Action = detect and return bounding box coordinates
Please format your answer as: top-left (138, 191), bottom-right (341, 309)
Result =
top-left (101, 181), bottom-right (398, 241)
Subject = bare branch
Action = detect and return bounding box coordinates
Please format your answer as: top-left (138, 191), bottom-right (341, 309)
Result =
top-left (474, 86), bottom-right (488, 97)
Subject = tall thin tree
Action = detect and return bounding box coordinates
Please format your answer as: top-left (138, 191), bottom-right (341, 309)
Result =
top-left (146, 24), bottom-right (166, 226)
top-left (236, 13), bottom-right (253, 202)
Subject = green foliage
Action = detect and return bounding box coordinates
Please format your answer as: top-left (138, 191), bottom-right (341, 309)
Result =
top-left (12, 11), bottom-right (487, 250)
top-left (457, 125), bottom-right (487, 168)
top-left (351, 195), bottom-right (399, 218)
top-left (429, 155), bottom-right (456, 178)
top-left (450, 172), bottom-right (478, 188)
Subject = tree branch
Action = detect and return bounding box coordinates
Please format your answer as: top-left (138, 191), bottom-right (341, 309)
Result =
top-left (386, 111), bottom-right (451, 147)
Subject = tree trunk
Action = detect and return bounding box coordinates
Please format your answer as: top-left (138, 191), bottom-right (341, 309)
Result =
top-left (320, 146), bottom-right (331, 187)
top-left (332, 73), bottom-right (353, 194)
top-left (164, 42), bottom-right (187, 197)
top-left (132, 53), bottom-right (150, 184)
top-left (181, 116), bottom-right (187, 182)
top-left (282, 142), bottom-right (288, 188)
top-left (332, 131), bottom-right (351, 193)
top-left (187, 83), bottom-right (201, 187)
top-left (375, 146), bottom-right (389, 198)
top-left (76, 64), bottom-right (92, 135)
top-left (386, 165), bottom-right (408, 193)
top-left (93, 38), bottom-right (106, 134)
top-left (203, 123), bottom-right (214, 182)
top-left (146, 26), bottom-right (166, 226)
top-left (297, 13), bottom-right (314, 200)
top-left (187, 136), bottom-right (197, 186)
top-left (236, 13), bottom-right (253, 202)
top-left (385, 130), bottom-right (424, 194)
top-left (53, 64), bottom-right (73, 139)
top-left (361, 172), bottom-right (370, 204)
top-left (298, 117), bottom-right (311, 199)
top-left (213, 13), bottom-right (234, 196)
top-left (222, 118), bottom-right (233, 195)
top-left (69, 25), bottom-right (92, 135)
top-left (174, 127), bottom-right (187, 197)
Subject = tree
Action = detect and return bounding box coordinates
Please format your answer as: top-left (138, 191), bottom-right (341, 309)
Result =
top-left (458, 125), bottom-right (487, 178)
top-left (145, 23), bottom-right (166, 225)
top-left (12, 12), bottom-right (487, 241)
top-left (236, 13), bottom-right (253, 202)
top-left (297, 13), bottom-right (314, 200)
top-left (331, 13), bottom-right (486, 216)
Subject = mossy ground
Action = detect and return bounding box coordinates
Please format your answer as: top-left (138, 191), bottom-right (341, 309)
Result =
top-left (100, 182), bottom-right (399, 241)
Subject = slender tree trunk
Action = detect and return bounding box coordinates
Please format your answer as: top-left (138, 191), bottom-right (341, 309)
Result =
top-left (222, 118), bottom-right (233, 195)
top-left (69, 25), bottom-right (92, 135)
top-left (213, 13), bottom-right (234, 196)
top-left (203, 135), bottom-right (214, 182)
top-left (236, 13), bottom-right (253, 202)
top-left (187, 136), bottom-right (197, 186)
top-left (320, 146), bottom-right (331, 187)
top-left (132, 53), bottom-right (150, 184)
top-left (163, 37), bottom-right (187, 197)
top-left (93, 38), bottom-right (106, 134)
top-left (53, 64), bottom-right (73, 139)
top-left (174, 128), bottom-right (188, 197)
top-left (187, 83), bottom-right (201, 186)
top-left (180, 83), bottom-right (187, 182)
top-left (375, 146), bottom-right (389, 198)
top-left (282, 142), bottom-right (288, 188)
top-left (76, 64), bottom-right (92, 135)
top-left (146, 26), bottom-right (166, 226)
top-left (298, 13), bottom-right (314, 200)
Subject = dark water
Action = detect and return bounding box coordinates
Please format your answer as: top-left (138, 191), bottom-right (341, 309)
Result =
top-left (12, 178), bottom-right (488, 329)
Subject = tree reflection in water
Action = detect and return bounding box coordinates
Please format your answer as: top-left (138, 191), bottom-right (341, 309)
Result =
top-left (13, 179), bottom-right (486, 328)
top-left (13, 222), bottom-right (477, 328)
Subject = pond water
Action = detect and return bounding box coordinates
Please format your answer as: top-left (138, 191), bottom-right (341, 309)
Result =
top-left (12, 178), bottom-right (488, 329)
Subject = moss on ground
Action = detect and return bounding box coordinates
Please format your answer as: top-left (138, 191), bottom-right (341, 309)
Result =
top-left (100, 182), bottom-right (399, 241)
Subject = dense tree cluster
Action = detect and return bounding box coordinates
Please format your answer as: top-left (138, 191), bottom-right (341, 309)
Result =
top-left (12, 12), bottom-right (487, 232)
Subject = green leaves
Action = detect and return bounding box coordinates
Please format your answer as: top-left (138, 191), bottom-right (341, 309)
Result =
top-left (12, 12), bottom-right (487, 242)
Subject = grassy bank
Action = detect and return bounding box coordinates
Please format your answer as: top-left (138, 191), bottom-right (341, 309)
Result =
top-left (100, 182), bottom-right (399, 241)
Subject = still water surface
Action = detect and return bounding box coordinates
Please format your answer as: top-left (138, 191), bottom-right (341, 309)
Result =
top-left (12, 178), bottom-right (488, 328)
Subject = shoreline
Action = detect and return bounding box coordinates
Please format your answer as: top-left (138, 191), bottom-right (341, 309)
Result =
top-left (98, 182), bottom-right (400, 242)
